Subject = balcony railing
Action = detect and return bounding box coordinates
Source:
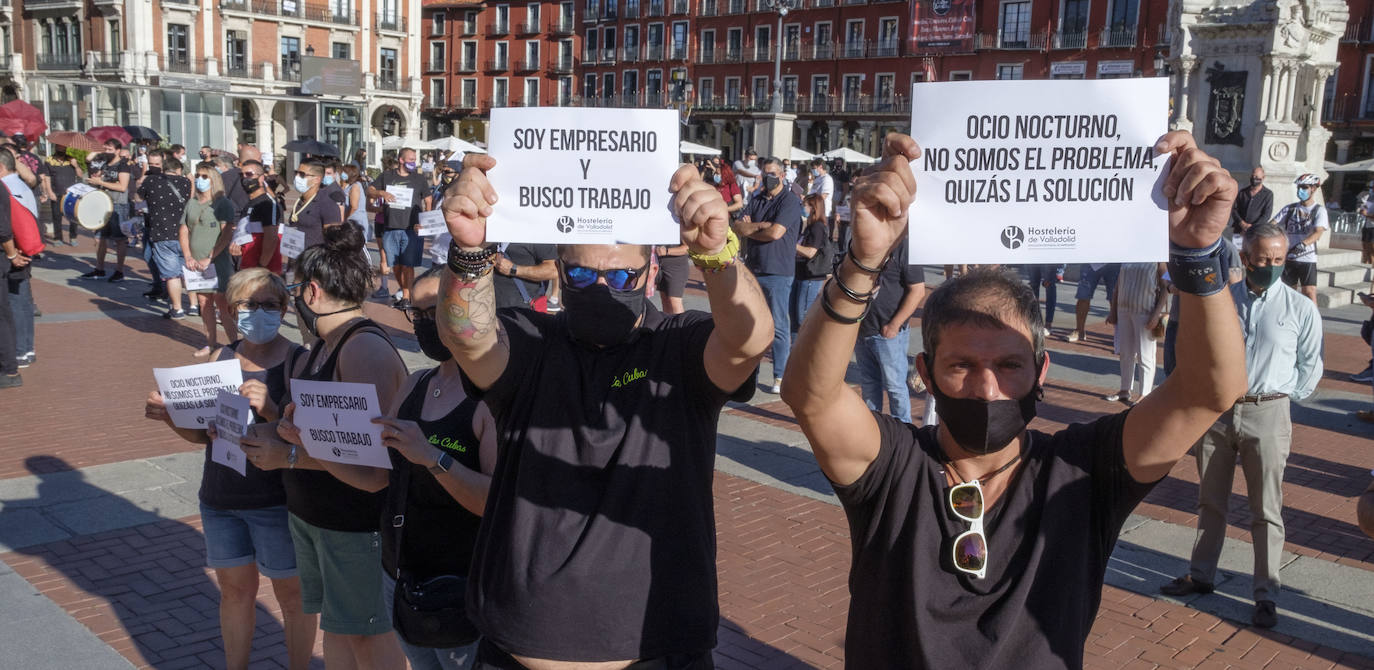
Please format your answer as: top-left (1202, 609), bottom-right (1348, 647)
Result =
top-left (226, 62), bottom-right (251, 78)
top-left (670, 44), bottom-right (688, 60)
top-left (978, 31), bottom-right (1047, 50)
top-left (453, 95), bottom-right (477, 109)
top-left (485, 58), bottom-right (508, 71)
top-left (514, 58), bottom-right (539, 71)
top-left (518, 21), bottom-right (540, 34)
top-left (551, 18), bottom-right (575, 34)
top-left (645, 44), bottom-right (664, 60)
top-left (646, 0), bottom-right (663, 16)
top-left (695, 94), bottom-right (910, 116)
top-left (453, 59), bottom-right (476, 73)
top-left (726, 0), bottom-right (743, 13)
top-left (582, 48), bottom-right (598, 64)
top-left (1343, 18), bottom-right (1372, 43)
top-left (871, 41), bottom-right (900, 58)
top-left (486, 22), bottom-right (509, 36)
top-left (375, 12), bottom-right (405, 31)
top-left (698, 47), bottom-right (716, 64)
top-left (424, 98), bottom-right (447, 111)
top-left (279, 61), bottom-right (302, 81)
top-left (94, 52), bottom-right (123, 69)
top-left (165, 56), bottom-right (194, 73)
top-left (721, 48), bottom-right (742, 63)
top-left (670, 0), bottom-right (687, 13)
top-left (622, 44), bottom-right (640, 62)
top-left (624, 0), bottom-right (639, 17)
top-left (426, 59), bottom-right (444, 72)
top-left (584, 2), bottom-right (598, 21)
top-left (1100, 25), bottom-right (1136, 48)
top-left (700, 0), bottom-right (716, 14)
top-left (377, 76), bottom-right (400, 91)
top-left (552, 58), bottom-right (574, 73)
top-left (460, 20), bottom-right (476, 35)
top-left (36, 53), bottom-right (82, 70)
top-left (602, 48), bottom-right (618, 63)
top-left (1054, 30), bottom-right (1087, 49)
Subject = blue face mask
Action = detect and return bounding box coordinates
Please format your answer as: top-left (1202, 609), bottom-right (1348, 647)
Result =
top-left (811, 168), bottom-right (820, 177)
top-left (712, 174), bottom-right (721, 184)
top-left (194, 177), bottom-right (211, 193)
top-left (323, 174), bottom-right (336, 186)
top-left (1297, 188), bottom-right (1310, 201)
top-left (236, 308), bottom-right (283, 344)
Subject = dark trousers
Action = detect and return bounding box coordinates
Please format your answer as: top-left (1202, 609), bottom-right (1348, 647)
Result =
top-left (0, 257), bottom-right (15, 375)
top-left (48, 201), bottom-right (78, 242)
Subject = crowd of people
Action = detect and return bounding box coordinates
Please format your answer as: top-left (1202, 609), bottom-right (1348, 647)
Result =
top-left (0, 120), bottom-right (1371, 670)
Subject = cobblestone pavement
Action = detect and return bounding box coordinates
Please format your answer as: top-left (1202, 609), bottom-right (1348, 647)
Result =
top-left (1, 243), bottom-right (1372, 669)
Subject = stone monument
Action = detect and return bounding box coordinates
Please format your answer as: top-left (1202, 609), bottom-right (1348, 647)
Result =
top-left (1169, 0), bottom-right (1348, 213)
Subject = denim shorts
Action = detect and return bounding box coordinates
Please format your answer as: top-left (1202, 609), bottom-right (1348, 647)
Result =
top-left (383, 228), bottom-right (424, 268)
top-left (288, 513), bottom-right (392, 636)
top-left (200, 503), bottom-right (298, 579)
top-left (1075, 263), bottom-right (1120, 301)
top-left (151, 240), bottom-right (185, 279)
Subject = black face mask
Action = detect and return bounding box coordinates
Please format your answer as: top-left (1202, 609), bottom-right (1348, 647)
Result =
top-left (922, 353), bottom-right (1042, 455)
top-left (293, 293), bottom-right (355, 340)
top-left (146, 166), bottom-right (162, 175)
top-left (243, 177), bottom-right (260, 193)
top-left (1250, 177), bottom-right (1263, 187)
top-left (412, 317), bottom-right (453, 362)
top-left (562, 282), bottom-right (646, 348)
top-left (762, 174), bottom-right (781, 193)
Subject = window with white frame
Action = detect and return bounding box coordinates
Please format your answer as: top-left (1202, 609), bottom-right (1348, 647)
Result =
top-left (526, 40), bottom-right (540, 68)
top-left (751, 76), bottom-right (768, 107)
top-left (494, 77), bottom-right (509, 105)
top-left (430, 78), bottom-right (446, 106)
top-left (585, 73), bottom-right (598, 98)
top-left (845, 19), bottom-right (864, 57)
top-left (698, 77), bottom-right (714, 105)
top-left (432, 13), bottom-right (446, 35)
top-left (429, 41), bottom-right (445, 70)
top-left (996, 63), bottom-right (1023, 79)
top-left (623, 70), bottom-right (637, 97)
top-left (524, 77), bottom-right (540, 104)
top-left (754, 24), bottom-right (770, 61)
top-left (877, 17), bottom-right (898, 56)
top-left (462, 78), bottom-right (477, 106)
top-left (725, 76), bottom-right (741, 106)
top-left (814, 22), bottom-right (832, 58)
top-left (496, 41), bottom-right (509, 68)
top-left (1000, 1), bottom-right (1031, 48)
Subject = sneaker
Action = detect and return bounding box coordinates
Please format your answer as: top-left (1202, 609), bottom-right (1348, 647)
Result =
top-left (0, 374), bottom-right (21, 389)
top-left (163, 309), bottom-right (186, 320)
top-left (1066, 331), bottom-right (1081, 343)
top-left (143, 289), bottom-right (166, 301)
top-left (372, 286), bottom-right (391, 299)
top-left (78, 269), bottom-right (106, 279)
top-left (1042, 328), bottom-right (1051, 338)
top-left (1252, 600), bottom-right (1278, 629)
top-left (1351, 364), bottom-right (1373, 383)
top-left (1159, 575), bottom-right (1214, 597)
top-left (108, 271), bottom-right (125, 282)
top-left (1103, 391), bottom-right (1134, 406)
top-left (66, 239), bottom-right (79, 247)
top-left (16, 357), bottom-right (30, 369)
top-left (769, 378), bottom-right (782, 394)
top-left (187, 304), bottom-right (201, 317)
top-left (32, 306), bottom-right (40, 318)
top-left (394, 298), bottom-right (412, 311)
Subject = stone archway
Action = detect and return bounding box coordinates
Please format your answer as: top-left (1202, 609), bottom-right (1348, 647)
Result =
top-left (368, 103), bottom-right (408, 160)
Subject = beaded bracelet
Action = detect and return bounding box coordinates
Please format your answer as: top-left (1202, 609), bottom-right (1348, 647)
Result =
top-left (447, 242), bottom-right (497, 281)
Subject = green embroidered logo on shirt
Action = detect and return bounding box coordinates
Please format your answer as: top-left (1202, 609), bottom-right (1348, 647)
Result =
top-left (611, 367), bottom-right (648, 389)
top-left (428, 435), bottom-right (469, 452)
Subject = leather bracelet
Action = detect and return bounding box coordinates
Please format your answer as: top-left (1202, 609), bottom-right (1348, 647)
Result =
top-left (833, 269), bottom-right (879, 303)
top-left (820, 281), bottom-right (871, 325)
top-left (846, 244), bottom-right (890, 274)
top-left (1167, 240), bottom-right (1227, 297)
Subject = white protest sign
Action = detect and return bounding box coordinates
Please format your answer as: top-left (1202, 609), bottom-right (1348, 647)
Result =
top-left (386, 185), bottom-right (415, 210)
top-left (416, 209), bottom-right (447, 236)
top-left (431, 233), bottom-right (452, 265)
top-left (153, 360), bottom-right (245, 429)
top-left (183, 264), bottom-right (218, 292)
top-left (907, 78), bottom-right (1169, 265)
top-left (290, 380), bottom-right (391, 469)
top-left (239, 215), bottom-right (263, 234)
top-left (487, 107), bottom-right (680, 245)
top-left (280, 226), bottom-right (307, 259)
top-left (211, 390), bottom-right (252, 476)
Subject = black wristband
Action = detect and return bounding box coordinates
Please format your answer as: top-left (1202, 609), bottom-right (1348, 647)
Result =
top-left (1167, 240), bottom-right (1227, 297)
top-left (820, 282), bottom-right (871, 325)
top-left (833, 270), bottom-right (879, 303)
top-left (846, 245), bottom-right (890, 274)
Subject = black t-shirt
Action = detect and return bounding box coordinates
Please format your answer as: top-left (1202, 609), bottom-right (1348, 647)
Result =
top-left (43, 156), bottom-right (80, 194)
top-left (243, 193), bottom-right (278, 230)
top-left (834, 411), bottom-right (1157, 669)
top-left (860, 241), bottom-right (923, 337)
top-left (795, 220), bottom-right (830, 280)
top-left (198, 344), bottom-right (302, 510)
top-left (325, 181), bottom-right (347, 207)
top-left (373, 170), bottom-right (430, 230)
top-left (493, 243), bottom-right (557, 309)
top-left (89, 154), bottom-right (132, 204)
top-left (741, 187), bottom-right (803, 276)
top-left (380, 368), bottom-right (484, 579)
top-left (285, 320), bottom-right (390, 532)
top-left (1229, 186), bottom-right (1274, 235)
top-left (462, 306), bottom-right (755, 661)
top-left (289, 189), bottom-right (342, 249)
top-left (138, 174), bottom-right (192, 243)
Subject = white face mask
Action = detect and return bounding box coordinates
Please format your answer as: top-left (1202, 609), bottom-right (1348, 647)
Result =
top-left (293, 174), bottom-right (311, 193)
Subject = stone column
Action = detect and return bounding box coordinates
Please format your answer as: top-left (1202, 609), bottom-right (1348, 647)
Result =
top-left (858, 121), bottom-right (876, 156)
top-left (795, 119), bottom-right (812, 151)
top-left (739, 119), bottom-right (754, 150)
top-left (711, 119), bottom-right (724, 148)
top-left (826, 121), bottom-right (842, 150)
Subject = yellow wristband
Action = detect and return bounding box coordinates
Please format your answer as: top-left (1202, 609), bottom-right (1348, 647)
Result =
top-left (689, 229), bottom-right (740, 271)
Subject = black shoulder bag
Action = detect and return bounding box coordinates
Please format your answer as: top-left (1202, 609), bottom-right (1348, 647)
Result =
top-left (390, 448), bottom-right (480, 648)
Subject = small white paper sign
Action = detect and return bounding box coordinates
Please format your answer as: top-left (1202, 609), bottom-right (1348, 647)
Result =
top-left (386, 185), bottom-right (415, 211)
top-left (417, 209), bottom-right (447, 236)
top-left (290, 380), bottom-right (391, 469)
top-left (153, 360), bottom-right (245, 429)
top-left (211, 390), bottom-right (252, 476)
top-left (487, 107), bottom-right (680, 244)
top-left (907, 78), bottom-right (1169, 265)
top-left (280, 226), bottom-right (307, 259)
top-left (183, 264), bottom-right (218, 292)
top-left (431, 232), bottom-right (452, 264)
top-left (239, 215), bottom-right (263, 234)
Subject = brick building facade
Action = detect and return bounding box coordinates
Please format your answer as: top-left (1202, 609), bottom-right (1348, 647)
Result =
top-left (1325, 0), bottom-right (1373, 206)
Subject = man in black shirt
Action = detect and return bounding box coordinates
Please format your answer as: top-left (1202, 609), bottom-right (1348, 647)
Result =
top-left (782, 132), bottom-right (1247, 668)
top-left (368, 148), bottom-right (432, 309)
top-left (734, 156), bottom-right (803, 394)
top-left (39, 145), bottom-right (84, 245)
top-left (288, 159), bottom-right (342, 250)
top-left (1230, 165), bottom-right (1273, 237)
top-left (437, 154), bottom-right (774, 668)
top-left (138, 157), bottom-right (193, 318)
top-left (215, 154), bottom-right (251, 212)
top-left (80, 139), bottom-right (134, 282)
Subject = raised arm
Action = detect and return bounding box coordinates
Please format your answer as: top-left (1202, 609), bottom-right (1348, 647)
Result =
top-left (671, 165), bottom-right (773, 392)
top-left (438, 154), bottom-right (509, 390)
top-left (781, 135), bottom-right (922, 485)
top-left (1122, 131), bottom-right (1247, 483)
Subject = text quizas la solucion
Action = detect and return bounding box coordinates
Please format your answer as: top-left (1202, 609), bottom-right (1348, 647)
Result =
top-left (512, 127), bottom-right (658, 211)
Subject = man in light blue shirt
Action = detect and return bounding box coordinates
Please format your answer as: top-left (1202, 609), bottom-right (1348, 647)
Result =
top-left (1160, 223), bottom-right (1323, 630)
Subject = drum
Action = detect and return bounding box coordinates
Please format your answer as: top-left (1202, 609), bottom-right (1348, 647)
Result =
top-left (63, 184), bottom-right (113, 231)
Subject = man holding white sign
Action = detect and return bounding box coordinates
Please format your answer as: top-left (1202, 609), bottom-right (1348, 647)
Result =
top-left (437, 128), bottom-right (774, 667)
top-left (782, 125), bottom-right (1246, 668)
top-left (369, 147), bottom-right (433, 310)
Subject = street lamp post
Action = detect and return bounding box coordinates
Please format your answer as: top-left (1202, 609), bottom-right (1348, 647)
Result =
top-left (766, 0), bottom-right (792, 113)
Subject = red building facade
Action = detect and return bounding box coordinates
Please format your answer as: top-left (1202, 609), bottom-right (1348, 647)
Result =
top-left (1325, 0), bottom-right (1374, 206)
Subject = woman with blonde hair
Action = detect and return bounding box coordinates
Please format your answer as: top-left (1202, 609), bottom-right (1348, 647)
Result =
top-left (180, 161), bottom-right (239, 357)
top-left (144, 267), bottom-right (317, 669)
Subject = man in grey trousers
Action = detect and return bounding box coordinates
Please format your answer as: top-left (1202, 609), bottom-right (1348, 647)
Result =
top-left (1159, 222), bottom-right (1323, 629)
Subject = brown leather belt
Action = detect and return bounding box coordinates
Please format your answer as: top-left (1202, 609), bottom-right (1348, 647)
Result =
top-left (1236, 393), bottom-right (1287, 404)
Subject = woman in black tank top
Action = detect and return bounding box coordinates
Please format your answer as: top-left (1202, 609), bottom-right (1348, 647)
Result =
top-left (239, 225), bottom-right (409, 668)
top-left (143, 267), bottom-right (316, 670)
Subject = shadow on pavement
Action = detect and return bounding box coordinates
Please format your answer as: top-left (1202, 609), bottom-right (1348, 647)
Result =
top-left (1107, 539), bottom-right (1374, 663)
top-left (715, 617), bottom-right (836, 669)
top-left (0, 455), bottom-right (314, 669)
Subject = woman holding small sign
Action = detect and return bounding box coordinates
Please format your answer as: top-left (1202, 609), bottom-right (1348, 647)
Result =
top-left (241, 224), bottom-right (410, 670)
top-left (181, 163), bottom-right (240, 358)
top-left (144, 267), bottom-right (316, 670)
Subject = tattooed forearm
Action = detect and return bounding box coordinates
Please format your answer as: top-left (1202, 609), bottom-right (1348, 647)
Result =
top-left (439, 269), bottom-right (499, 344)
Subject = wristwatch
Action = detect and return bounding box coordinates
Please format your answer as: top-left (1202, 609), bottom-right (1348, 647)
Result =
top-left (287, 444), bottom-right (298, 469)
top-left (510, 265), bottom-right (518, 278)
top-left (429, 451), bottom-right (454, 475)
